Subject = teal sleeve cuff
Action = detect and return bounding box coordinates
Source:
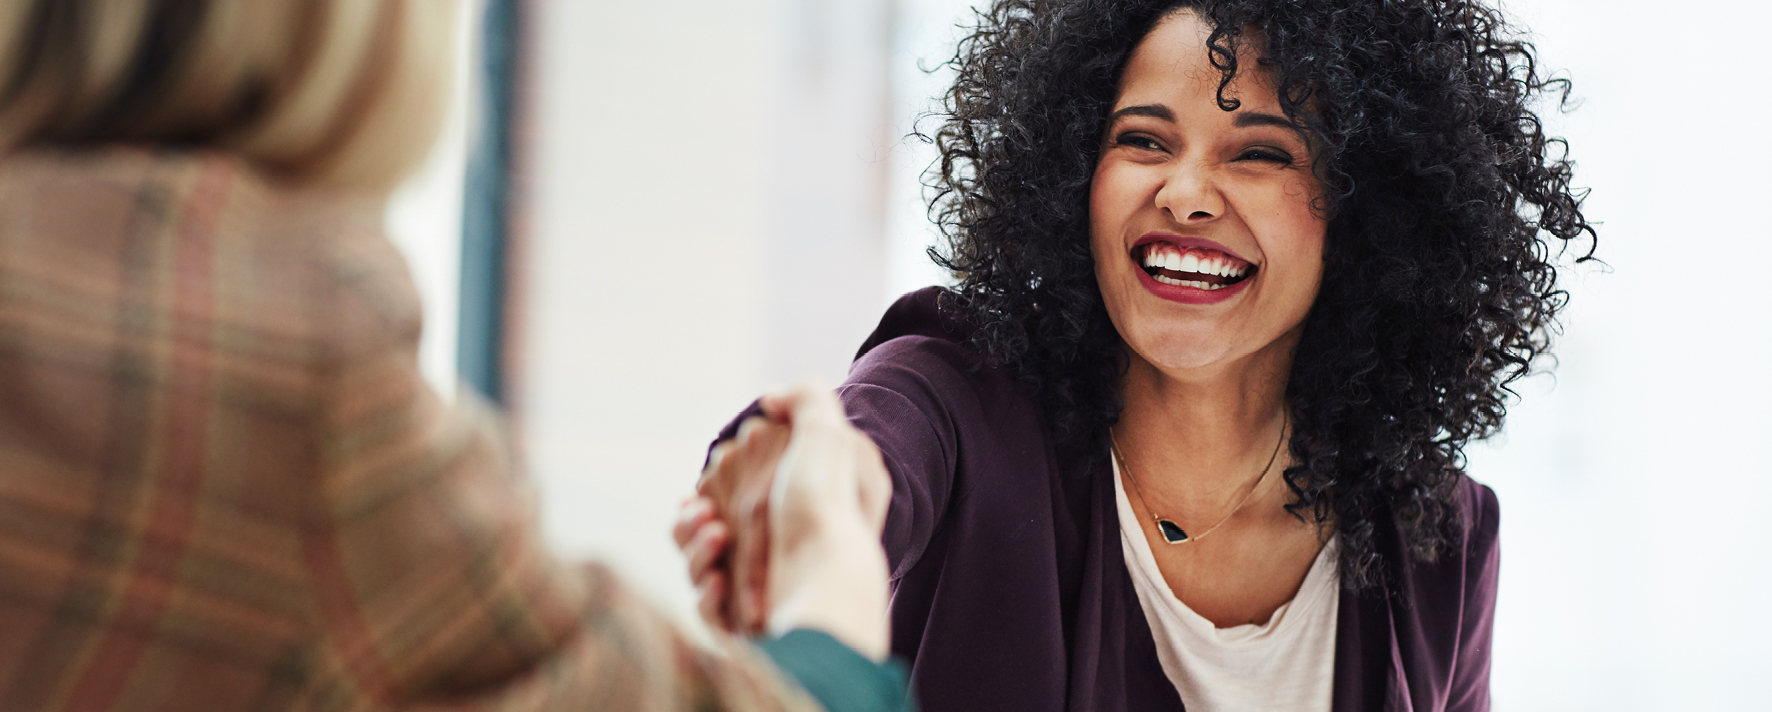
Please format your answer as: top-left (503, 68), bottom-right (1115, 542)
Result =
top-left (757, 629), bottom-right (915, 712)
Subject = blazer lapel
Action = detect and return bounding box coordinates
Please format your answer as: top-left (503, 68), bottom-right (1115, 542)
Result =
top-left (1332, 581), bottom-right (1406, 711)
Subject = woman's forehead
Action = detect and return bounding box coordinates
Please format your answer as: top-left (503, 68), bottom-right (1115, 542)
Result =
top-left (1117, 12), bottom-right (1284, 117)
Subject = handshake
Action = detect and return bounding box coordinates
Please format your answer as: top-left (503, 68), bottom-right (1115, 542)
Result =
top-left (675, 383), bottom-right (895, 660)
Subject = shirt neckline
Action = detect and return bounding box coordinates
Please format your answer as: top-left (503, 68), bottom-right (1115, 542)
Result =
top-left (1112, 455), bottom-right (1339, 645)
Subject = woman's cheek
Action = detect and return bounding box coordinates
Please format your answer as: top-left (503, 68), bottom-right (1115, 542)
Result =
top-left (1088, 165), bottom-right (1134, 263)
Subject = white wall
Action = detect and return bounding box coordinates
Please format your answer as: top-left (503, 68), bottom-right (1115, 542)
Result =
top-left (517, 0), bottom-right (896, 624)
top-left (1472, 1), bottom-right (1772, 709)
top-left (384, 0), bottom-right (474, 400)
top-left (885, 0), bottom-right (969, 302)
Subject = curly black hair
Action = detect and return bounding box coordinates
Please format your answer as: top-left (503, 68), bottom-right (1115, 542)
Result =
top-left (927, 0), bottom-right (1594, 588)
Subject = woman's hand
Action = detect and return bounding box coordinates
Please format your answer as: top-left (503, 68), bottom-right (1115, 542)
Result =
top-left (680, 382), bottom-right (893, 659)
top-left (680, 416), bottom-right (788, 634)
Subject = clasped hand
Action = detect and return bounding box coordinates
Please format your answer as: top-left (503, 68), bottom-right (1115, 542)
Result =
top-left (676, 383), bottom-right (893, 660)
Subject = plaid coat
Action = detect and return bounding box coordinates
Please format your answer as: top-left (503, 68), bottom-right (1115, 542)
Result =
top-left (0, 149), bottom-right (820, 712)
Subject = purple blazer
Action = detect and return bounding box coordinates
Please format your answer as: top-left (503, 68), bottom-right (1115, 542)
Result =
top-left (721, 287), bottom-right (1499, 712)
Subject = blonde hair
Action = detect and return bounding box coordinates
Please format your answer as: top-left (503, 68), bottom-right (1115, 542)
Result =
top-left (0, 0), bottom-right (457, 191)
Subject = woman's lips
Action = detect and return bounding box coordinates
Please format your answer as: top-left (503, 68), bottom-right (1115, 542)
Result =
top-left (1129, 233), bottom-right (1256, 305)
top-left (1134, 264), bottom-right (1252, 304)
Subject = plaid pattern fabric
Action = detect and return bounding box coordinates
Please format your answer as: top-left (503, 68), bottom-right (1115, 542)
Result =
top-left (0, 148), bottom-right (819, 712)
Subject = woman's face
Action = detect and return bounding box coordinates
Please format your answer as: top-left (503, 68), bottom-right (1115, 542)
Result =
top-left (1091, 10), bottom-right (1326, 378)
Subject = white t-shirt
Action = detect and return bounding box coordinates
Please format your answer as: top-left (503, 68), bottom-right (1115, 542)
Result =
top-left (1114, 459), bottom-right (1340, 712)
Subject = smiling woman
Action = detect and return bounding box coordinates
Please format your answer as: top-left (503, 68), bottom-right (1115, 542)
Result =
top-left (686, 0), bottom-right (1593, 710)
top-left (930, 0), bottom-right (1593, 591)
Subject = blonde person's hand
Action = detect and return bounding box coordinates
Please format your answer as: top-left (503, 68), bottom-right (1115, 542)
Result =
top-left (756, 382), bottom-right (892, 659)
top-left (683, 382), bottom-right (892, 660)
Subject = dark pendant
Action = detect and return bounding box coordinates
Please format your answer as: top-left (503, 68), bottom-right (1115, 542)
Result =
top-left (1157, 519), bottom-right (1190, 543)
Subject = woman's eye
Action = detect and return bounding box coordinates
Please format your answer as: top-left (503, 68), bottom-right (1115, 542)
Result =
top-left (1238, 148), bottom-right (1294, 165)
top-left (1115, 133), bottom-right (1164, 152)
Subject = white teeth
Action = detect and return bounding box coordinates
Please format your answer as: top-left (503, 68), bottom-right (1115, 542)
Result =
top-left (1141, 244), bottom-right (1251, 282)
top-left (1143, 247), bottom-right (1173, 269)
top-left (1153, 273), bottom-right (1225, 290)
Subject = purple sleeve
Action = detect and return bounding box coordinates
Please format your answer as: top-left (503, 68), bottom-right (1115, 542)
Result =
top-left (1447, 482), bottom-right (1501, 711)
top-left (839, 382), bottom-right (954, 580)
top-left (839, 336), bottom-right (968, 580)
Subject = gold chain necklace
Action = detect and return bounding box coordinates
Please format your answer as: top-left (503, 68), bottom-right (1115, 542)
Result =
top-left (1109, 408), bottom-right (1288, 545)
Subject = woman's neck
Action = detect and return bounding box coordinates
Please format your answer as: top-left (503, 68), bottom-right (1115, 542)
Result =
top-left (1114, 336), bottom-right (1296, 503)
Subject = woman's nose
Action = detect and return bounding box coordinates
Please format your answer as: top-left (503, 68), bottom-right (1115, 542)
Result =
top-left (1155, 161), bottom-right (1225, 225)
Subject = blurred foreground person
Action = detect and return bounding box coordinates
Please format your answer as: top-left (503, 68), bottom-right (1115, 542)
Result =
top-left (0, 2), bottom-right (906, 710)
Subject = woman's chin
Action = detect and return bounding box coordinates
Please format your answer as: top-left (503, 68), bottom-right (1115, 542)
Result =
top-left (1124, 333), bottom-right (1242, 375)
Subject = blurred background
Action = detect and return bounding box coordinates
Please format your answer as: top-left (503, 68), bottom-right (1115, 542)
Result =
top-left (387, 0), bottom-right (1772, 709)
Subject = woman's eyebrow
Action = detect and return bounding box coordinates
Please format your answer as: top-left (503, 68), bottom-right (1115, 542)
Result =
top-left (1232, 111), bottom-right (1295, 129)
top-left (1109, 104), bottom-right (1174, 122)
top-left (1111, 105), bottom-right (1294, 131)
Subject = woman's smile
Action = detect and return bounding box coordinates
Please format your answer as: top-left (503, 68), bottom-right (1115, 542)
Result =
top-left (1131, 233), bottom-right (1257, 304)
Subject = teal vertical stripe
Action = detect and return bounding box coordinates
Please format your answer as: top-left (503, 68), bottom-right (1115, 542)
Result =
top-left (457, 0), bottom-right (518, 403)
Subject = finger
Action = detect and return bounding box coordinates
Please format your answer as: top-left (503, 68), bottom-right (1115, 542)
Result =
top-left (673, 497), bottom-right (717, 547)
top-left (696, 571), bottom-right (730, 630)
top-left (686, 520), bottom-right (731, 581)
top-left (701, 441), bottom-right (734, 490)
top-left (735, 415), bottom-right (769, 446)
